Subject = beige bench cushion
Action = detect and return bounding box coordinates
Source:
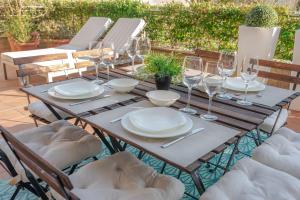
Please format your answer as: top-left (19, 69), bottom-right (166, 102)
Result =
top-left (253, 127), bottom-right (300, 179)
top-left (201, 158), bottom-right (300, 200)
top-left (1, 120), bottom-right (101, 180)
top-left (28, 101), bottom-right (71, 122)
top-left (52, 151), bottom-right (184, 200)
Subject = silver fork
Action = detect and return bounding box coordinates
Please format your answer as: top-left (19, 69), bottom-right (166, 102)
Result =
top-left (109, 107), bottom-right (144, 123)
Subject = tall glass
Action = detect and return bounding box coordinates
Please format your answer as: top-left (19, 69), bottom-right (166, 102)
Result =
top-left (217, 51), bottom-right (237, 100)
top-left (101, 42), bottom-right (115, 81)
top-left (201, 62), bottom-right (223, 121)
top-left (179, 56), bottom-right (203, 115)
top-left (125, 37), bottom-right (139, 74)
top-left (137, 33), bottom-right (151, 64)
top-left (88, 41), bottom-right (103, 84)
top-left (237, 57), bottom-right (259, 106)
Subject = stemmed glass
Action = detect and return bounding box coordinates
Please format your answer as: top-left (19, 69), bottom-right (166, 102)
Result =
top-left (180, 56), bottom-right (203, 115)
top-left (137, 33), bottom-right (151, 64)
top-left (88, 41), bottom-right (103, 84)
top-left (237, 57), bottom-right (259, 106)
top-left (201, 62), bottom-right (223, 121)
top-left (125, 37), bottom-right (139, 74)
top-left (101, 41), bottom-right (116, 81)
top-left (217, 51), bottom-right (237, 100)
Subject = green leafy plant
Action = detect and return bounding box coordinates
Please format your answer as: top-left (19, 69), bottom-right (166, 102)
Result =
top-left (5, 15), bottom-right (33, 43)
top-left (245, 5), bottom-right (278, 27)
top-left (37, 20), bottom-right (73, 40)
top-left (144, 54), bottom-right (182, 79)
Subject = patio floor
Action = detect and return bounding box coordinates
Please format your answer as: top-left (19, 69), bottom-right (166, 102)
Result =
top-left (0, 77), bottom-right (300, 180)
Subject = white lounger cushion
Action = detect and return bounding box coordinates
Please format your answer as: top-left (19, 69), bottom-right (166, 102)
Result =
top-left (101, 18), bottom-right (146, 53)
top-left (69, 17), bottom-right (112, 50)
top-left (260, 109), bottom-right (288, 133)
top-left (201, 158), bottom-right (300, 200)
top-left (1, 17), bottom-right (112, 63)
top-left (28, 101), bottom-right (70, 122)
top-left (0, 120), bottom-right (101, 179)
top-left (52, 151), bottom-right (184, 200)
top-left (253, 127), bottom-right (300, 179)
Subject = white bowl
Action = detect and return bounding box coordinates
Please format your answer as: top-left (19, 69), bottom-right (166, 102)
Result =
top-left (108, 78), bottom-right (139, 93)
top-left (146, 90), bottom-right (180, 107)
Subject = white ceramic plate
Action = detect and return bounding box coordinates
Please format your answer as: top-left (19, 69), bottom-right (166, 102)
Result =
top-left (107, 78), bottom-right (139, 93)
top-left (146, 90), bottom-right (180, 107)
top-left (121, 112), bottom-right (193, 138)
top-left (129, 107), bottom-right (186, 133)
top-left (224, 77), bottom-right (265, 92)
top-left (54, 81), bottom-right (101, 97)
top-left (48, 87), bottom-right (104, 100)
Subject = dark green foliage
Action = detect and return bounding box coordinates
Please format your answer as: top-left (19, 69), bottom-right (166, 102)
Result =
top-left (245, 5), bottom-right (278, 27)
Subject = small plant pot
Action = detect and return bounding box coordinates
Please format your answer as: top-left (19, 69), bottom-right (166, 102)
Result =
top-left (7, 33), bottom-right (40, 51)
top-left (155, 75), bottom-right (171, 90)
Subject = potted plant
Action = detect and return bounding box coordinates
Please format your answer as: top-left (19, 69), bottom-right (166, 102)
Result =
top-left (38, 20), bottom-right (72, 48)
top-left (237, 5), bottom-right (280, 67)
top-left (144, 54), bottom-right (182, 90)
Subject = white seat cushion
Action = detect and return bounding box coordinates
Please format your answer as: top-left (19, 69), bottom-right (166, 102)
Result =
top-left (201, 158), bottom-right (300, 200)
top-left (69, 17), bottom-right (112, 50)
top-left (260, 109), bottom-right (288, 133)
top-left (253, 127), bottom-right (300, 179)
top-left (1, 120), bottom-right (101, 180)
top-left (52, 151), bottom-right (184, 200)
top-left (28, 101), bottom-right (70, 122)
top-left (101, 18), bottom-right (146, 53)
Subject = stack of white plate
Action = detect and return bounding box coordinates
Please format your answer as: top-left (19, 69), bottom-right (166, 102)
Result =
top-left (48, 81), bottom-right (105, 100)
top-left (121, 107), bottom-right (193, 138)
top-left (224, 77), bottom-right (265, 92)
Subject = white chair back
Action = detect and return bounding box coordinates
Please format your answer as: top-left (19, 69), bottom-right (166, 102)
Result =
top-left (101, 18), bottom-right (146, 53)
top-left (69, 17), bottom-right (113, 50)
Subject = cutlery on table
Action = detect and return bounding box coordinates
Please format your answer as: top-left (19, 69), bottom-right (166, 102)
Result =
top-left (161, 128), bottom-right (205, 149)
top-left (109, 107), bottom-right (145, 123)
top-left (69, 95), bottom-right (111, 106)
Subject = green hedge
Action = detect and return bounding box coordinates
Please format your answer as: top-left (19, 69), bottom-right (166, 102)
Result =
top-left (3, 0), bottom-right (300, 60)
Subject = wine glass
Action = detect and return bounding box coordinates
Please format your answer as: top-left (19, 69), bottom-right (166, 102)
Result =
top-left (101, 41), bottom-right (116, 81)
top-left (217, 51), bottom-right (237, 100)
top-left (88, 41), bottom-right (103, 84)
top-left (179, 56), bottom-right (203, 115)
top-left (236, 57), bottom-right (259, 106)
top-left (201, 62), bottom-right (223, 121)
top-left (137, 33), bottom-right (151, 64)
top-left (125, 37), bottom-right (139, 74)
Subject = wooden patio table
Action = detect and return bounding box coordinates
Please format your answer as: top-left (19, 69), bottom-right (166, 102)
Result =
top-left (21, 68), bottom-right (299, 197)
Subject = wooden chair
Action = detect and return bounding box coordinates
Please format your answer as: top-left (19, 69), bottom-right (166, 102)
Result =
top-left (13, 53), bottom-right (72, 126)
top-left (0, 126), bottom-right (185, 200)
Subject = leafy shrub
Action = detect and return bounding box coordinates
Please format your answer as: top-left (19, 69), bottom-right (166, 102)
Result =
top-left (245, 5), bottom-right (278, 27)
top-left (144, 54), bottom-right (182, 78)
top-left (1, 0), bottom-right (299, 60)
top-left (37, 20), bottom-right (73, 40)
top-left (5, 15), bottom-right (33, 43)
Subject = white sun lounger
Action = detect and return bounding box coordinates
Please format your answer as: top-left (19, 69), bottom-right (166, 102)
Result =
top-left (1, 17), bottom-right (112, 81)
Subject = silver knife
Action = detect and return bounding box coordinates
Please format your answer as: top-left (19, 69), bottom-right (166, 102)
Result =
top-left (161, 128), bottom-right (205, 149)
top-left (69, 95), bottom-right (111, 106)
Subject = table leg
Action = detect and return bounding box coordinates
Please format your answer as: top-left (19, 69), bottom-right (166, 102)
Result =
top-left (109, 136), bottom-right (124, 152)
top-left (270, 107), bottom-right (283, 135)
top-left (191, 170), bottom-right (205, 194)
top-left (224, 138), bottom-right (241, 174)
top-left (43, 102), bottom-right (63, 120)
top-left (92, 127), bottom-right (116, 155)
top-left (3, 63), bottom-right (7, 80)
